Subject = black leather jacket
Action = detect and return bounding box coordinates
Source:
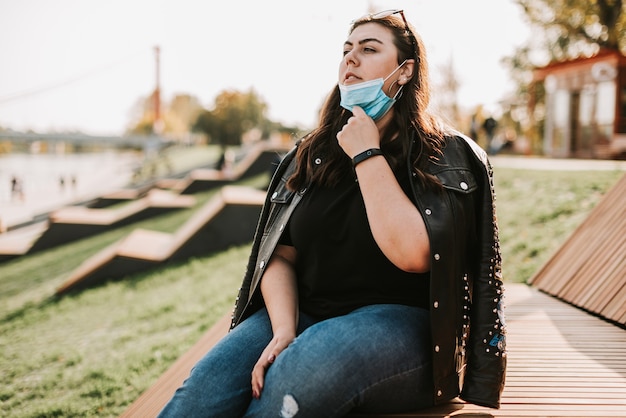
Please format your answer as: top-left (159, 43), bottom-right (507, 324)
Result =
top-left (231, 133), bottom-right (506, 409)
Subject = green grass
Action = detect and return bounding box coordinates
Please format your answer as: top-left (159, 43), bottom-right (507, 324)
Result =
top-left (493, 169), bottom-right (622, 282)
top-left (0, 167), bottom-right (622, 417)
top-left (0, 249), bottom-right (247, 418)
top-left (130, 145), bottom-right (220, 184)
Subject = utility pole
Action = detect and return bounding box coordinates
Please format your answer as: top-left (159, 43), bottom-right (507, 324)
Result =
top-left (153, 45), bottom-right (163, 134)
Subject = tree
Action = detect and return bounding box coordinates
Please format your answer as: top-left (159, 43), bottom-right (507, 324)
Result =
top-left (126, 93), bottom-right (203, 138)
top-left (518, 0), bottom-right (623, 59)
top-left (499, 1), bottom-right (625, 153)
top-left (127, 94), bottom-right (158, 135)
top-left (506, 0), bottom-right (624, 81)
top-left (431, 56), bottom-right (462, 128)
top-left (164, 94), bottom-right (203, 139)
top-left (193, 89), bottom-right (268, 148)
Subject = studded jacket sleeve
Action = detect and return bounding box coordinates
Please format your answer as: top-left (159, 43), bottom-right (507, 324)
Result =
top-left (459, 137), bottom-right (507, 408)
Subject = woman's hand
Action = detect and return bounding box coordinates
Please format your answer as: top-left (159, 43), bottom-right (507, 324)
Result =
top-left (252, 245), bottom-right (299, 399)
top-left (251, 330), bottom-right (295, 399)
top-left (336, 106), bottom-right (380, 158)
top-left (337, 108), bottom-right (431, 273)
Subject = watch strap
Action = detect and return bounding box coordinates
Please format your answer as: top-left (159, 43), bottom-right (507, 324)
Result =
top-left (352, 148), bottom-right (383, 167)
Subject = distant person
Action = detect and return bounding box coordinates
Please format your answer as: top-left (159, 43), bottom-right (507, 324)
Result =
top-left (10, 176), bottom-right (18, 197)
top-left (470, 113), bottom-right (479, 139)
top-left (482, 115), bottom-right (497, 154)
top-left (159, 9), bottom-right (505, 417)
top-left (215, 149), bottom-right (227, 171)
top-left (489, 127), bottom-right (516, 155)
top-left (221, 149), bottom-right (236, 177)
top-left (10, 176), bottom-right (24, 202)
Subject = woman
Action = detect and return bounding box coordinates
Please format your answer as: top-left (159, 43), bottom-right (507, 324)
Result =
top-left (159, 9), bottom-right (506, 417)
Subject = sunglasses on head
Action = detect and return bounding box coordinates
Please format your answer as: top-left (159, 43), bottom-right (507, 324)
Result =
top-left (352, 9), bottom-right (419, 61)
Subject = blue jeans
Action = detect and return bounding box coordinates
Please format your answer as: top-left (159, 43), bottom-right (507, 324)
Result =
top-left (158, 304), bottom-right (433, 418)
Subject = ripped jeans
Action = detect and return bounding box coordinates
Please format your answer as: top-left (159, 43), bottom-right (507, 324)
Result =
top-left (157, 304), bottom-right (433, 418)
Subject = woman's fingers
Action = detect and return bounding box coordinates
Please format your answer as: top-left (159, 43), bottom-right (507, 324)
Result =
top-left (251, 356), bottom-right (269, 399)
top-left (250, 337), bottom-right (291, 399)
top-left (336, 106), bottom-right (380, 157)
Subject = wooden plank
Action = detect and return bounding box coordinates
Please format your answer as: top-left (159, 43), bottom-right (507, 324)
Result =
top-left (580, 255), bottom-right (625, 312)
top-left (556, 205), bottom-right (618, 298)
top-left (502, 387), bottom-right (626, 395)
top-left (350, 404), bottom-right (626, 418)
top-left (600, 280), bottom-right (626, 322)
top-left (562, 229), bottom-right (624, 307)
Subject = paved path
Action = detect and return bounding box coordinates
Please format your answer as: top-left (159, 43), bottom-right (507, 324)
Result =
top-left (490, 155), bottom-right (626, 171)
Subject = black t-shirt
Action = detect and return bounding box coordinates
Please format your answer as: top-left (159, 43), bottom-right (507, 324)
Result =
top-left (280, 171), bottom-right (430, 319)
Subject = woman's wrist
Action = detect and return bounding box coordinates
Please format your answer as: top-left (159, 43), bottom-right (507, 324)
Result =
top-left (272, 327), bottom-right (297, 341)
top-left (352, 148), bottom-right (383, 167)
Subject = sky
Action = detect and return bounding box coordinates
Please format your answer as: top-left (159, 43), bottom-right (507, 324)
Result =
top-left (0, 0), bottom-right (531, 136)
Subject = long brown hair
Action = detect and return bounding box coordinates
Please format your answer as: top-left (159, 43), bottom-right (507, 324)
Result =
top-left (287, 13), bottom-right (445, 192)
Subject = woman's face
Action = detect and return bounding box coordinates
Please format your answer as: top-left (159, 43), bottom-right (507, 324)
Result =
top-left (339, 22), bottom-right (402, 95)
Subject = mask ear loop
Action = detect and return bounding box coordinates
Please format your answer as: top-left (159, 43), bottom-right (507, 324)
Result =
top-left (384, 59), bottom-right (408, 82)
top-left (387, 81), bottom-right (404, 100)
top-left (385, 59), bottom-right (408, 99)
top-left (394, 86), bottom-right (404, 100)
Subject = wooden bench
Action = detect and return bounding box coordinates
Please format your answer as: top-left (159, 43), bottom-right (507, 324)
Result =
top-left (0, 222), bottom-right (48, 263)
top-left (158, 142), bottom-right (290, 195)
top-left (0, 190), bottom-right (194, 262)
top-left (530, 173), bottom-right (626, 327)
top-left (118, 173), bottom-right (626, 417)
top-left (55, 186), bottom-right (266, 295)
top-left (34, 189), bottom-right (195, 253)
top-left (119, 283), bottom-right (626, 417)
top-left (87, 183), bottom-right (157, 208)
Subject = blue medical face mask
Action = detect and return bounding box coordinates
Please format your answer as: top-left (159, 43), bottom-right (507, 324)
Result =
top-left (339, 60), bottom-right (407, 120)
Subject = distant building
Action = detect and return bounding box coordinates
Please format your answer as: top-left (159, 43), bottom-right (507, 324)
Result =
top-left (533, 49), bottom-right (626, 159)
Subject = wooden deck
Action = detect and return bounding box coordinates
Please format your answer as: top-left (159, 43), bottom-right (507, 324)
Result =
top-left (119, 283), bottom-right (626, 417)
